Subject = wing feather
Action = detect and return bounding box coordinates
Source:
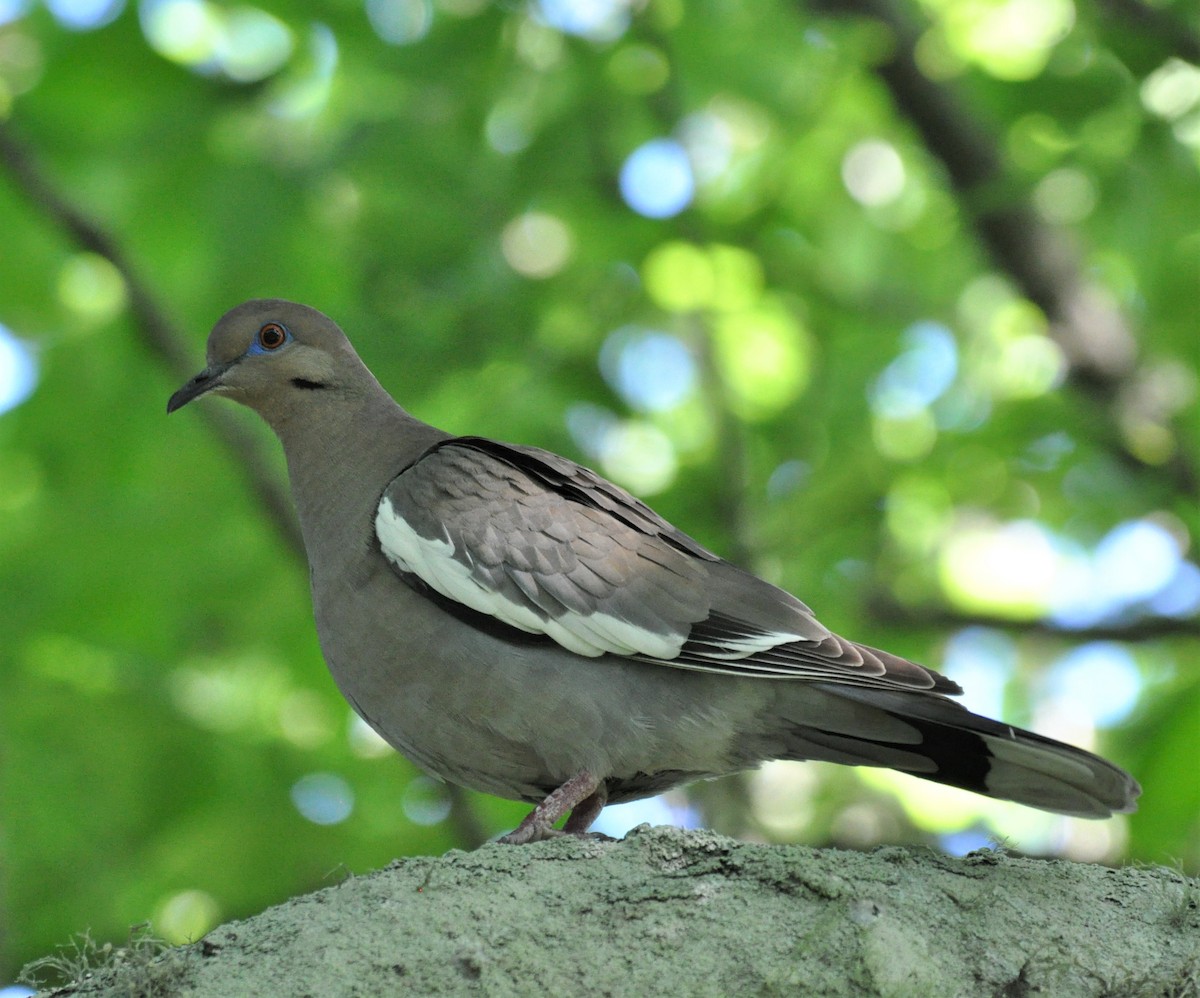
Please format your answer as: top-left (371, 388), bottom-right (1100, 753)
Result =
top-left (376, 438), bottom-right (956, 693)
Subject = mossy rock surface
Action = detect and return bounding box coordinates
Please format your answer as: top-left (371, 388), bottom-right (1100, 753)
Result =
top-left (36, 826), bottom-right (1200, 998)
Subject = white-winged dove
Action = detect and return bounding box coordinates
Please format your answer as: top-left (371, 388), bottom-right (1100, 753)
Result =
top-left (168, 300), bottom-right (1140, 843)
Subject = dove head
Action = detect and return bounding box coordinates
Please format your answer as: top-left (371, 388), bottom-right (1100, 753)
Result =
top-left (167, 299), bottom-right (379, 428)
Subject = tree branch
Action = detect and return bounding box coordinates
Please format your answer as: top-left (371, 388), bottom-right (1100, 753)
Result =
top-left (41, 828), bottom-right (1200, 997)
top-left (822, 0), bottom-right (1138, 392)
top-left (0, 122), bottom-right (306, 556)
top-left (867, 592), bottom-right (1200, 642)
top-left (1099, 0), bottom-right (1200, 66)
top-left (818, 0), bottom-right (1200, 499)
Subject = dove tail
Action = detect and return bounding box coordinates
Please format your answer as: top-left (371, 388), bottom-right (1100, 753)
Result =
top-left (780, 684), bottom-right (1139, 818)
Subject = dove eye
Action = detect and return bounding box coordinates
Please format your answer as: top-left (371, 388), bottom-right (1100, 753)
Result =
top-left (256, 323), bottom-right (289, 351)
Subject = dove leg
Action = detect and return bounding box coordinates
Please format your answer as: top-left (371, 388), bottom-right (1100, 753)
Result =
top-left (500, 770), bottom-right (602, 844)
top-left (562, 784), bottom-right (608, 834)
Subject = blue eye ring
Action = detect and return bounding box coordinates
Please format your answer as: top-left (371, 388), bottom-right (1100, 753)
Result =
top-left (251, 322), bottom-right (290, 354)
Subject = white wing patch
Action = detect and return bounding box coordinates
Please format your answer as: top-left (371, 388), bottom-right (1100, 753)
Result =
top-left (376, 497), bottom-right (686, 660)
top-left (375, 497), bottom-right (544, 633)
top-left (687, 632), bottom-right (803, 660)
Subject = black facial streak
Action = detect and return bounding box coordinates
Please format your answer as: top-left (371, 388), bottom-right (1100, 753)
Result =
top-left (291, 379), bottom-right (328, 390)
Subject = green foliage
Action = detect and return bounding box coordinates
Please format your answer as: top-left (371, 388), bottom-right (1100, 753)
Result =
top-left (1, 0), bottom-right (1198, 982)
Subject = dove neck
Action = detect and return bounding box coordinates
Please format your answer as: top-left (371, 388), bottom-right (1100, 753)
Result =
top-left (273, 385), bottom-right (450, 568)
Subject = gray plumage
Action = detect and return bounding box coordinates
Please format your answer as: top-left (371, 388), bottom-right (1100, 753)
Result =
top-left (168, 299), bottom-right (1140, 843)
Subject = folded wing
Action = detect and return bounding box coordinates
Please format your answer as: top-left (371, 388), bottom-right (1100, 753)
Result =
top-left (375, 437), bottom-right (956, 694)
